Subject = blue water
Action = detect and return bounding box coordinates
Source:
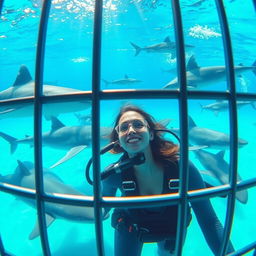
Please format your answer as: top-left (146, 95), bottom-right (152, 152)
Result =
top-left (0, 0), bottom-right (256, 255)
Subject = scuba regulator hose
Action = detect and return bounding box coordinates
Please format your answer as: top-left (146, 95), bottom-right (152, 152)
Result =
top-left (85, 128), bottom-right (180, 185)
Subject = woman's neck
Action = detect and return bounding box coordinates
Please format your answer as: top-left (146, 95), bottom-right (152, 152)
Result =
top-left (132, 148), bottom-right (159, 175)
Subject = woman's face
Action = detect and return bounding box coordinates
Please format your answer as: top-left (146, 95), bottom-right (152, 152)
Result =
top-left (116, 111), bottom-right (153, 156)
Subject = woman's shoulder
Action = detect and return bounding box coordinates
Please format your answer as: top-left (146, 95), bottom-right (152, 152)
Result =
top-left (102, 158), bottom-right (123, 187)
top-left (168, 159), bottom-right (205, 189)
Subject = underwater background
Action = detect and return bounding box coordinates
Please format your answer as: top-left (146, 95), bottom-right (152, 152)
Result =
top-left (0, 0), bottom-right (256, 255)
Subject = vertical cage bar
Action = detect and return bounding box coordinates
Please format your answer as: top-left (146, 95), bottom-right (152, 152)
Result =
top-left (171, 1), bottom-right (189, 255)
top-left (0, 234), bottom-right (6, 256)
top-left (34, 0), bottom-right (52, 255)
top-left (227, 240), bottom-right (256, 256)
top-left (0, 0), bottom-right (3, 16)
top-left (91, 0), bottom-right (104, 255)
top-left (0, 5), bottom-right (5, 253)
top-left (215, 0), bottom-right (238, 255)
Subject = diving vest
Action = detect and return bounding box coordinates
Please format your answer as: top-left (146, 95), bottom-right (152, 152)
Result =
top-left (111, 159), bottom-right (192, 242)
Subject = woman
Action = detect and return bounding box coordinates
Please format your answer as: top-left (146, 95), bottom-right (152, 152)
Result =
top-left (101, 104), bottom-right (234, 256)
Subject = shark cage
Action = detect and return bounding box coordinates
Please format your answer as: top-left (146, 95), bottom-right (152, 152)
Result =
top-left (0, 0), bottom-right (256, 255)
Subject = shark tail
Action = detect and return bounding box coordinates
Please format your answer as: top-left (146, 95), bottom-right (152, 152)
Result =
top-left (251, 101), bottom-right (256, 110)
top-left (102, 79), bottom-right (110, 86)
top-left (0, 132), bottom-right (18, 154)
top-left (252, 59), bottom-right (256, 76)
top-left (130, 42), bottom-right (141, 56)
top-left (199, 103), bottom-right (204, 112)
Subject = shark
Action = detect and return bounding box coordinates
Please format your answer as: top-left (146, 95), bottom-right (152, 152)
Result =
top-left (170, 116), bottom-right (248, 149)
top-left (193, 148), bottom-right (248, 204)
top-left (200, 100), bottom-right (256, 116)
top-left (185, 0), bottom-right (207, 7)
top-left (0, 160), bottom-right (99, 240)
top-left (130, 36), bottom-right (194, 57)
top-left (0, 116), bottom-right (111, 168)
top-left (163, 55), bottom-right (256, 89)
top-left (102, 74), bottom-right (142, 86)
top-left (0, 65), bottom-right (91, 119)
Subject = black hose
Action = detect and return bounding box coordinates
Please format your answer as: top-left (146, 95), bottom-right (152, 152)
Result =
top-left (85, 129), bottom-right (180, 185)
top-left (85, 141), bottom-right (118, 185)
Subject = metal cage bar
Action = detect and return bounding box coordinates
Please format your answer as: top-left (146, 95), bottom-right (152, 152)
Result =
top-left (0, 1), bottom-right (255, 256)
top-left (0, 0), bottom-right (3, 17)
top-left (227, 240), bottom-right (256, 256)
top-left (0, 234), bottom-right (6, 256)
top-left (1, 176), bottom-right (256, 210)
top-left (170, 1), bottom-right (189, 255)
top-left (33, 0), bottom-right (52, 255)
top-left (215, 0), bottom-right (238, 255)
top-left (91, 0), bottom-right (104, 255)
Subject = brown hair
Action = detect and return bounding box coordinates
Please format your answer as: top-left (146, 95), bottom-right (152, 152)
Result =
top-left (109, 104), bottom-right (179, 163)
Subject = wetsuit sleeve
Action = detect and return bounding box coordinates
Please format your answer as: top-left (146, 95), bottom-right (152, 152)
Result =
top-left (188, 161), bottom-right (235, 255)
top-left (101, 167), bottom-right (120, 215)
top-left (102, 170), bottom-right (119, 197)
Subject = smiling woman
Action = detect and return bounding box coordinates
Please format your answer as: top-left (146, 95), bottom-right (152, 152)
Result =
top-left (84, 104), bottom-right (235, 256)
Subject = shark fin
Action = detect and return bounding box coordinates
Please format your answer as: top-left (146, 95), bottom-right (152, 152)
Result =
top-left (188, 116), bottom-right (197, 129)
top-left (50, 145), bottom-right (88, 168)
top-left (164, 36), bottom-right (171, 43)
top-left (0, 108), bottom-right (17, 114)
top-left (17, 160), bottom-right (31, 176)
top-left (130, 42), bottom-right (141, 56)
top-left (13, 65), bottom-right (33, 87)
top-left (235, 189), bottom-right (248, 204)
top-left (51, 116), bottom-right (65, 131)
top-left (158, 118), bottom-right (172, 127)
top-left (29, 214), bottom-right (55, 240)
top-left (186, 55), bottom-right (201, 76)
top-left (0, 131), bottom-right (18, 154)
top-left (216, 150), bottom-right (225, 159)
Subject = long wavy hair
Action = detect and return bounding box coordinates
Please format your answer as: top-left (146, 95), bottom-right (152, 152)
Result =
top-left (109, 104), bottom-right (179, 163)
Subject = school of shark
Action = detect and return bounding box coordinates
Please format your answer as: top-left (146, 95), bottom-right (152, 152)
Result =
top-left (0, 35), bottom-right (254, 241)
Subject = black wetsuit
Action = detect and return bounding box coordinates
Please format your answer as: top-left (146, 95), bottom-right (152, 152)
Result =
top-left (102, 156), bottom-right (234, 256)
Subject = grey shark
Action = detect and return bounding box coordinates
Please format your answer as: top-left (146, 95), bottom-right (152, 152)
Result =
top-left (0, 161), bottom-right (97, 240)
top-left (200, 100), bottom-right (256, 116)
top-left (171, 116), bottom-right (248, 149)
top-left (194, 149), bottom-right (248, 204)
top-left (163, 55), bottom-right (256, 89)
top-left (102, 74), bottom-right (142, 86)
top-left (0, 116), bottom-right (111, 168)
top-left (0, 65), bottom-right (91, 119)
top-left (130, 36), bottom-right (194, 57)
top-left (185, 0), bottom-right (206, 7)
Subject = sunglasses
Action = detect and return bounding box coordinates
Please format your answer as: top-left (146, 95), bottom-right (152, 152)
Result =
top-left (115, 119), bottom-right (148, 134)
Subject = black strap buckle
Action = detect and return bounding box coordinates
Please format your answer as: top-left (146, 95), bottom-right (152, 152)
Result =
top-left (122, 181), bottom-right (136, 191)
top-left (168, 179), bottom-right (179, 191)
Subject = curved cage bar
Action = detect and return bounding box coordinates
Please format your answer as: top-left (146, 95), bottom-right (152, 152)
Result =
top-left (215, 0), bottom-right (237, 255)
top-left (91, 0), bottom-right (104, 254)
top-left (0, 0), bottom-right (255, 255)
top-left (33, 0), bottom-right (52, 255)
top-left (170, 1), bottom-right (189, 255)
